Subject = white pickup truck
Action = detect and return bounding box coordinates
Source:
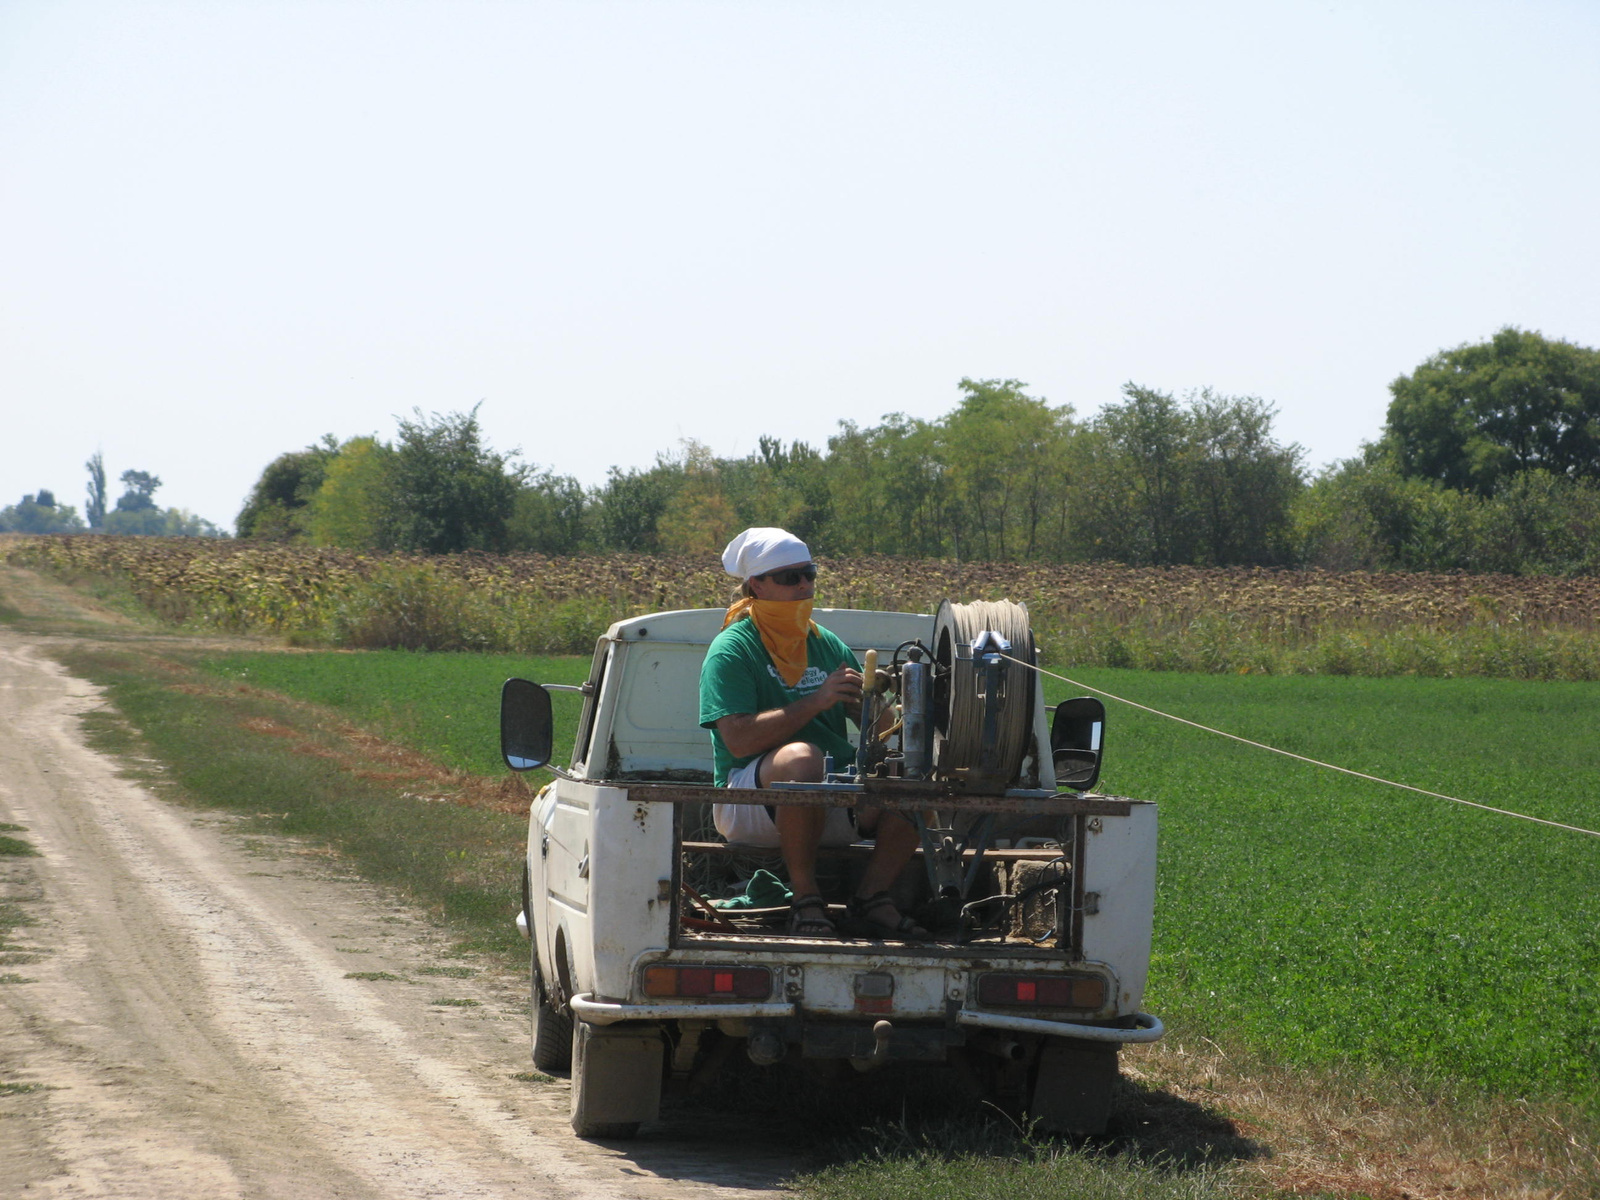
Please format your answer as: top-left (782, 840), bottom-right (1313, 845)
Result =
top-left (502, 604), bottom-right (1161, 1139)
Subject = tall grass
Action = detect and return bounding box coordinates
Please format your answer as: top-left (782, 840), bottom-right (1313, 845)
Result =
top-left (320, 562), bottom-right (614, 654)
top-left (1039, 609), bottom-right (1600, 680)
top-left (8, 535), bottom-right (1600, 678)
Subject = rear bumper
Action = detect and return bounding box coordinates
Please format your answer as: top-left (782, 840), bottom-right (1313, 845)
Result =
top-left (957, 1008), bottom-right (1163, 1043)
top-left (570, 992), bottom-right (1163, 1043)
top-left (571, 994), bottom-right (795, 1024)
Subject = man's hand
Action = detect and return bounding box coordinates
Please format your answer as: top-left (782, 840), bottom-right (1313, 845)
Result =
top-left (716, 665), bottom-right (863, 759)
top-left (815, 665), bottom-right (863, 712)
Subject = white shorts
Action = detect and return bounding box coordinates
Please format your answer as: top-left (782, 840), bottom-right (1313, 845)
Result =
top-left (715, 754), bottom-right (858, 848)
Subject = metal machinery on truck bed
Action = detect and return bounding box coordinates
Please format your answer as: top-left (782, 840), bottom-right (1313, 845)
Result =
top-left (501, 601), bottom-right (1161, 1139)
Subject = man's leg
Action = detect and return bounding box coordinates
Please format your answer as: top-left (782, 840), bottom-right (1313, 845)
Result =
top-left (760, 749), bottom-right (924, 936)
top-left (759, 743), bottom-right (827, 900)
top-left (849, 807), bottom-right (925, 934)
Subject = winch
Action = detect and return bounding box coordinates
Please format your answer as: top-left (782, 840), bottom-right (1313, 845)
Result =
top-left (778, 598), bottom-right (1105, 905)
top-left (851, 598), bottom-right (1038, 792)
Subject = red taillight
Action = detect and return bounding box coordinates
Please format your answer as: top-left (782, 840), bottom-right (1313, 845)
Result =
top-left (642, 965), bottom-right (772, 1000)
top-left (977, 972), bottom-right (1105, 1011)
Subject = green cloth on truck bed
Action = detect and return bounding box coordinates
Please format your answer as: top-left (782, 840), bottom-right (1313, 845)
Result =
top-left (713, 868), bottom-right (793, 909)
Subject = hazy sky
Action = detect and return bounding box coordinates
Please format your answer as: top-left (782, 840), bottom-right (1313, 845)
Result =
top-left (4, 1), bottom-right (1597, 529)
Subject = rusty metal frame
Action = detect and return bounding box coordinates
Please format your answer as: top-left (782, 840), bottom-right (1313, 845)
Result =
top-left (620, 781), bottom-right (1131, 818)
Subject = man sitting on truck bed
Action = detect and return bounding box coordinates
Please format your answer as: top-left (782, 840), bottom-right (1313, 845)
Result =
top-left (699, 527), bottom-right (927, 940)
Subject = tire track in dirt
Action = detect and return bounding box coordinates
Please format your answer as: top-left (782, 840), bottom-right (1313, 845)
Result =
top-left (0, 632), bottom-right (795, 1199)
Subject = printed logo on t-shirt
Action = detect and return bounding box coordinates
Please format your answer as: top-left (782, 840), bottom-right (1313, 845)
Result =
top-left (769, 664), bottom-right (829, 691)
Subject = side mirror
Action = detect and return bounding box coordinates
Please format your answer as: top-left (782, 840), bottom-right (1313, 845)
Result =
top-left (501, 678), bottom-right (554, 772)
top-left (1050, 697), bottom-right (1105, 792)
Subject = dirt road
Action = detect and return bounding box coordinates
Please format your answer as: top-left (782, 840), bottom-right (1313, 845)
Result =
top-left (0, 631), bottom-right (794, 1199)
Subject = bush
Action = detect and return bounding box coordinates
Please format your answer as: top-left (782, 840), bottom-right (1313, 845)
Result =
top-left (330, 564), bottom-right (500, 651)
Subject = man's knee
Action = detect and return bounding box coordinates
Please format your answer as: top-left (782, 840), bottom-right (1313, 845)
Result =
top-left (855, 804), bottom-right (912, 837)
top-left (761, 742), bottom-right (825, 785)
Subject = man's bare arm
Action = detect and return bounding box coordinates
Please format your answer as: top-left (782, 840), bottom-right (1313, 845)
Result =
top-left (716, 665), bottom-right (862, 760)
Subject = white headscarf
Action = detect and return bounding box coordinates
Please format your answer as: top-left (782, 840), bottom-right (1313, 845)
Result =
top-left (721, 527), bottom-right (811, 580)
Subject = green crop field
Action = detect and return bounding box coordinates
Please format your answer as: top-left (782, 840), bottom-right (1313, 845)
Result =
top-left (196, 650), bottom-right (591, 776)
top-left (1083, 669), bottom-right (1600, 1107)
top-left (191, 648), bottom-right (1600, 1115)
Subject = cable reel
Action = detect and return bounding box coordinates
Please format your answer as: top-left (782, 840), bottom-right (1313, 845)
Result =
top-left (931, 599), bottom-right (1035, 790)
top-left (853, 598), bottom-right (1037, 792)
top-left (830, 598), bottom-right (1052, 915)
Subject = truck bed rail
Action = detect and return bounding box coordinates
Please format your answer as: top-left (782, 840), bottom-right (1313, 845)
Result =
top-left (621, 782), bottom-right (1135, 817)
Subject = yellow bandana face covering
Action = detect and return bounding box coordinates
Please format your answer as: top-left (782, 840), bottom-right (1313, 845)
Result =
top-left (723, 598), bottom-right (817, 686)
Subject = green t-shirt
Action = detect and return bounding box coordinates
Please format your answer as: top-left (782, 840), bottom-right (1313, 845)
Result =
top-left (699, 617), bottom-right (859, 786)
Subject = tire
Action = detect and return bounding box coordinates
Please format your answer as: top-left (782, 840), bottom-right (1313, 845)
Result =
top-left (530, 952), bottom-right (572, 1073)
top-left (569, 1021), bottom-right (663, 1140)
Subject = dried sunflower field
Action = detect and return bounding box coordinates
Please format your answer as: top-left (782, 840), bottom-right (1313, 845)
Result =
top-left (6, 534), bottom-right (1600, 679)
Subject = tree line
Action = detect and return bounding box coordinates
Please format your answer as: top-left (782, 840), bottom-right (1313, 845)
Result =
top-left (17, 326), bottom-right (1586, 572)
top-left (233, 384), bottom-right (1308, 567)
top-left (230, 327), bottom-right (1600, 575)
top-left (0, 454), bottom-right (223, 537)
top-left (1297, 328), bottom-right (1600, 574)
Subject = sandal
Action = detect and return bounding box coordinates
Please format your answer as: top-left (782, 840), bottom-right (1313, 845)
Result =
top-left (843, 892), bottom-right (931, 942)
top-left (787, 894), bottom-right (836, 938)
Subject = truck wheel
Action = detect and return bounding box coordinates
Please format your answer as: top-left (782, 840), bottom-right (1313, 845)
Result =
top-left (569, 1021), bottom-right (663, 1140)
top-left (1027, 1038), bottom-right (1118, 1135)
top-left (530, 954), bottom-right (572, 1073)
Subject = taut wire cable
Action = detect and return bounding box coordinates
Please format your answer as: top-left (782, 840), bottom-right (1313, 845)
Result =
top-left (1003, 654), bottom-right (1600, 841)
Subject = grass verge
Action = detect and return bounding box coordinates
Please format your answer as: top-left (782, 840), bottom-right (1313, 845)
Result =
top-left (189, 649), bottom-right (589, 776)
top-left (797, 1149), bottom-right (1231, 1200)
top-left (53, 642), bottom-right (530, 959)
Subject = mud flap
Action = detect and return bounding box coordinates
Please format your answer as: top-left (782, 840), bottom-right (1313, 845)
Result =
top-left (570, 1023), bottom-right (663, 1138)
top-left (1029, 1037), bottom-right (1118, 1135)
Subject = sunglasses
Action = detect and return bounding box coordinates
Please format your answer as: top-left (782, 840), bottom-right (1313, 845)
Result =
top-left (757, 564), bottom-right (817, 586)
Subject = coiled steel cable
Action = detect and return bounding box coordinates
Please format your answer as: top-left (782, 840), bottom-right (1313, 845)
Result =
top-left (932, 599), bottom-right (1035, 788)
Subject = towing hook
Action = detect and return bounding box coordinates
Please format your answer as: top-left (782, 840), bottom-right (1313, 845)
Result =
top-left (849, 1020), bottom-right (895, 1072)
top-left (868, 1019), bottom-right (894, 1063)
